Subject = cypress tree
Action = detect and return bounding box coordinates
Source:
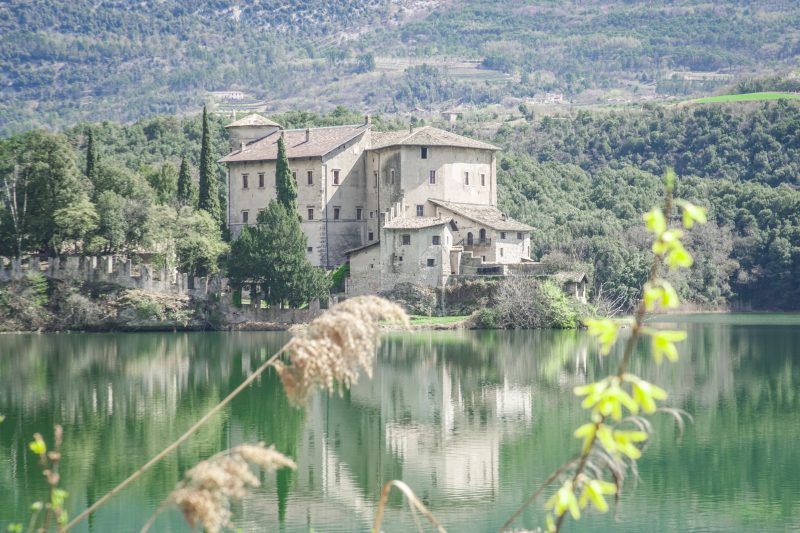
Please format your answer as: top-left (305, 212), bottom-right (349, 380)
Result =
top-left (198, 105), bottom-right (221, 222)
top-left (176, 157), bottom-right (196, 207)
top-left (85, 129), bottom-right (97, 183)
top-left (275, 135), bottom-right (297, 214)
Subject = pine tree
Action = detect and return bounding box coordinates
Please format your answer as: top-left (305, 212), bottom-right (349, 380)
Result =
top-left (177, 157), bottom-right (196, 207)
top-left (275, 135), bottom-right (297, 214)
top-left (228, 200), bottom-right (329, 308)
top-left (198, 105), bottom-right (221, 223)
top-left (85, 129), bottom-right (97, 183)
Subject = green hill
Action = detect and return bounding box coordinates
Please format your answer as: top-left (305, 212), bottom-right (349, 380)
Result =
top-left (2, 0), bottom-right (800, 134)
top-left (693, 92), bottom-right (800, 103)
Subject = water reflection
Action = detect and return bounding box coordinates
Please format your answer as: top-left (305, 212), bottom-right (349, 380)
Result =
top-left (0, 317), bottom-right (798, 532)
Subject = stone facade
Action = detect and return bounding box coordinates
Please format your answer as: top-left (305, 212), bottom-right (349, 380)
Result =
top-left (220, 114), bottom-right (534, 295)
top-left (0, 255), bottom-right (222, 298)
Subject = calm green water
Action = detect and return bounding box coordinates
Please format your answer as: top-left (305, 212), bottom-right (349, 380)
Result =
top-left (1, 315), bottom-right (799, 532)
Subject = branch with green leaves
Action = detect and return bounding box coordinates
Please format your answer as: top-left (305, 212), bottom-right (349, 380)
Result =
top-left (501, 170), bottom-right (707, 533)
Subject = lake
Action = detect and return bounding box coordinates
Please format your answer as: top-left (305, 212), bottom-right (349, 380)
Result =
top-left (1, 314), bottom-right (798, 532)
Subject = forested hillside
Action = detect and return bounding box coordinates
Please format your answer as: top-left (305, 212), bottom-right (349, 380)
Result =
top-left (2, 0), bottom-right (799, 134)
top-left (1, 102), bottom-right (798, 310)
top-left (493, 102), bottom-right (800, 310)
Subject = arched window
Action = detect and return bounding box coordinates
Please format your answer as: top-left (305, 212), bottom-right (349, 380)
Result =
top-left (467, 232), bottom-right (474, 245)
top-left (479, 228), bottom-right (486, 242)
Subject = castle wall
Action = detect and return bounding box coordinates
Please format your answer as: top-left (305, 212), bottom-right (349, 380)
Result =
top-left (0, 256), bottom-right (222, 298)
top-left (400, 145), bottom-right (496, 211)
top-left (380, 225), bottom-right (452, 292)
top-left (345, 245), bottom-right (382, 296)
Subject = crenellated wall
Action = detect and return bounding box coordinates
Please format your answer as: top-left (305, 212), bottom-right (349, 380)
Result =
top-left (0, 256), bottom-right (225, 299)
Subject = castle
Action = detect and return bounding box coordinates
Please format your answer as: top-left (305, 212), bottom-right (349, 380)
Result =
top-left (220, 114), bottom-right (537, 295)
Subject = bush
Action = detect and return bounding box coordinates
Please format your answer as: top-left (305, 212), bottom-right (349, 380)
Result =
top-left (379, 282), bottom-right (438, 316)
top-left (474, 307), bottom-right (500, 329)
top-left (495, 277), bottom-right (581, 329)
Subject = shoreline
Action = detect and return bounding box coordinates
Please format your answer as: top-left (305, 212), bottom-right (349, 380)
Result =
top-left (4, 308), bottom-right (800, 334)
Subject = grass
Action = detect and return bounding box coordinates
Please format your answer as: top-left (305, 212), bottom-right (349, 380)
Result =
top-left (408, 315), bottom-right (469, 325)
top-left (693, 92), bottom-right (800, 103)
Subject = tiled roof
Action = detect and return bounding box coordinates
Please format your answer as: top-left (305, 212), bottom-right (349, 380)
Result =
top-left (429, 199), bottom-right (534, 231)
top-left (552, 271), bottom-right (588, 284)
top-left (370, 126), bottom-right (499, 151)
top-left (224, 114), bottom-right (281, 128)
top-left (383, 216), bottom-right (452, 230)
top-left (219, 124), bottom-right (369, 162)
top-left (345, 241), bottom-right (380, 256)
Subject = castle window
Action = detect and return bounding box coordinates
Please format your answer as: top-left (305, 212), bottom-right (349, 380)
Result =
top-left (307, 246), bottom-right (313, 252)
top-left (332, 169), bottom-right (340, 185)
top-left (500, 247), bottom-right (504, 257)
top-left (292, 171), bottom-right (297, 181)
top-left (258, 173), bottom-right (265, 188)
top-left (398, 256), bottom-right (404, 262)
top-left (501, 232), bottom-right (507, 240)
top-left (241, 210), bottom-right (249, 223)
top-left (390, 169), bottom-right (395, 184)
top-left (429, 170), bottom-right (436, 184)
top-left (356, 208), bottom-right (363, 220)
top-left (368, 231), bottom-right (374, 241)
top-left (416, 204), bottom-right (424, 217)
top-left (242, 174), bottom-right (249, 189)
top-left (307, 208), bottom-right (314, 220)
top-left (464, 171), bottom-right (470, 185)
top-left (307, 171), bottom-right (313, 185)
top-left (517, 232), bottom-right (523, 240)
top-left (427, 258), bottom-right (435, 267)
top-left (432, 236), bottom-right (441, 245)
top-left (421, 147), bottom-right (428, 159)
top-left (370, 211), bottom-right (374, 219)
top-left (333, 207), bottom-right (340, 220)
top-left (481, 173), bottom-right (486, 186)
top-left (402, 234), bottom-right (411, 245)
top-left (374, 171), bottom-right (378, 187)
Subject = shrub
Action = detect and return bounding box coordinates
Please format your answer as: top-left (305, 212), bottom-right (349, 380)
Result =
top-left (474, 307), bottom-right (500, 329)
top-left (379, 282), bottom-right (437, 316)
top-left (495, 276), bottom-right (581, 329)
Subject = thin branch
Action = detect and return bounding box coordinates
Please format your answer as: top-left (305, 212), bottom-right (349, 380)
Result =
top-left (497, 459), bottom-right (578, 532)
top-left (373, 480), bottom-right (447, 533)
top-left (62, 343), bottom-right (290, 531)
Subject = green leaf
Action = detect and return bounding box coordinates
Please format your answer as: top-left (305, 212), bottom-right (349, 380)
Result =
top-left (583, 318), bottom-right (619, 355)
top-left (643, 208), bottom-right (666, 236)
top-left (0, 414), bottom-right (5, 424)
top-left (29, 439), bottom-right (46, 456)
top-left (574, 422), bottom-right (598, 454)
top-left (545, 513), bottom-right (556, 532)
top-left (643, 281), bottom-right (680, 311)
top-left (578, 478), bottom-right (617, 513)
top-left (676, 199), bottom-right (708, 229)
top-left (7, 524), bottom-right (23, 533)
top-left (51, 488), bottom-right (69, 508)
top-left (546, 481), bottom-right (581, 520)
top-left (624, 373), bottom-right (668, 413)
top-left (666, 243), bottom-right (693, 269)
top-left (31, 502), bottom-right (43, 512)
top-left (651, 330), bottom-right (687, 364)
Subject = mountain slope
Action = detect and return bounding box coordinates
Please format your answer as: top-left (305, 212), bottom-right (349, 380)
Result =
top-left (1, 0), bottom-right (799, 134)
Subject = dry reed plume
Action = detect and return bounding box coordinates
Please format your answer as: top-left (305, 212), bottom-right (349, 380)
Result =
top-left (145, 443), bottom-right (296, 533)
top-left (275, 295), bottom-right (409, 405)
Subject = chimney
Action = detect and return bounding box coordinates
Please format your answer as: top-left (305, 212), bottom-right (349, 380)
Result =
top-left (409, 123), bottom-right (414, 133)
top-left (364, 115), bottom-right (371, 126)
top-left (305, 128), bottom-right (310, 142)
